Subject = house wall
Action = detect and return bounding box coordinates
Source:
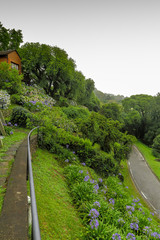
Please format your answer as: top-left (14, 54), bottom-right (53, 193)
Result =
top-left (0, 57), bottom-right (7, 64)
top-left (8, 51), bottom-right (21, 74)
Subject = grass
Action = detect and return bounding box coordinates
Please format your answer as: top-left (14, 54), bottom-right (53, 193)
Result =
top-left (135, 140), bottom-right (160, 180)
top-left (0, 128), bottom-right (29, 160)
top-left (32, 148), bottom-right (84, 240)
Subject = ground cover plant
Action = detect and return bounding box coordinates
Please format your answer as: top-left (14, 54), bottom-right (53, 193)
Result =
top-left (64, 160), bottom-right (160, 239)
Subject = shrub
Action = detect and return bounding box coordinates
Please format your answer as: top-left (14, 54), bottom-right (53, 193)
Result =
top-left (10, 106), bottom-right (33, 127)
top-left (62, 106), bottom-right (90, 120)
top-left (0, 62), bottom-right (23, 94)
top-left (10, 94), bottom-right (22, 104)
top-left (38, 125), bottom-right (117, 177)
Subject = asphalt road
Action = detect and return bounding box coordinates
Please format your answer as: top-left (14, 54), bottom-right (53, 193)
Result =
top-left (128, 145), bottom-right (160, 217)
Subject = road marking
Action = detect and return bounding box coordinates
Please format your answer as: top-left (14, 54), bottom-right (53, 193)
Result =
top-left (141, 191), bottom-right (147, 199)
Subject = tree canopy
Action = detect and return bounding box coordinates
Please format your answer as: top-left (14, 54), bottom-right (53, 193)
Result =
top-left (0, 22), bottom-right (23, 50)
top-left (18, 42), bottom-right (100, 111)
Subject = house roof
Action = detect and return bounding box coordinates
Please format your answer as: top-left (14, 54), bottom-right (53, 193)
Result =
top-left (0, 49), bottom-right (21, 59)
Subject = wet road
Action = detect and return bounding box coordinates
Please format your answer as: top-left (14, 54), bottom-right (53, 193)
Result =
top-left (128, 145), bottom-right (160, 217)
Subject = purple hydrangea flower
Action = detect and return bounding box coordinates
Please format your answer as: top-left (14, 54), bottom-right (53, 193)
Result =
top-left (94, 184), bottom-right (99, 190)
top-left (89, 219), bottom-right (99, 229)
top-left (112, 233), bottom-right (121, 240)
top-left (143, 226), bottom-right (152, 235)
top-left (126, 205), bottom-right (131, 210)
top-left (126, 233), bottom-right (136, 240)
top-left (84, 175), bottom-right (89, 182)
top-left (98, 178), bottom-right (103, 183)
top-left (89, 208), bottom-right (99, 219)
top-left (10, 131), bottom-right (13, 135)
top-left (118, 218), bottom-right (125, 225)
top-left (132, 198), bottom-right (140, 203)
top-left (81, 162), bottom-right (86, 166)
top-left (14, 123), bottom-right (18, 127)
top-left (151, 232), bottom-right (158, 237)
top-left (65, 159), bottom-right (69, 163)
top-left (109, 198), bottom-right (115, 205)
top-left (130, 222), bottom-right (139, 231)
top-left (90, 179), bottom-right (95, 184)
top-left (79, 170), bottom-right (83, 174)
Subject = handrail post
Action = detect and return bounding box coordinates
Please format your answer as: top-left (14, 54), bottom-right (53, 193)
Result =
top-left (27, 127), bottom-right (41, 240)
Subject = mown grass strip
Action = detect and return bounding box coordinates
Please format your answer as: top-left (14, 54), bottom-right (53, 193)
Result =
top-left (135, 141), bottom-right (160, 180)
top-left (32, 148), bottom-right (84, 240)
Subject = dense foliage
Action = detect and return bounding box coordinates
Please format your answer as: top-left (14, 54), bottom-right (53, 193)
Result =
top-left (0, 62), bottom-right (23, 94)
top-left (64, 163), bottom-right (160, 239)
top-left (121, 94), bottom-right (160, 156)
top-left (18, 42), bottom-right (100, 111)
top-left (0, 22), bottom-right (23, 51)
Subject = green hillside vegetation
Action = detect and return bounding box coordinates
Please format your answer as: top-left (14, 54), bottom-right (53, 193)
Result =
top-left (94, 88), bottom-right (125, 104)
top-left (1, 83), bottom-right (160, 239)
top-left (1, 21), bottom-right (160, 239)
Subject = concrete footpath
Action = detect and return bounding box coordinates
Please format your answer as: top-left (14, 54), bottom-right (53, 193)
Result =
top-left (128, 145), bottom-right (160, 217)
top-left (0, 138), bottom-right (28, 240)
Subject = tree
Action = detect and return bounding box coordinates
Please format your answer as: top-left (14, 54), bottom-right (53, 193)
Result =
top-left (0, 22), bottom-right (23, 50)
top-left (99, 102), bottom-right (122, 121)
top-left (19, 43), bottom-right (98, 109)
top-left (122, 109), bottom-right (142, 137)
top-left (122, 94), bottom-right (153, 139)
top-left (152, 134), bottom-right (160, 158)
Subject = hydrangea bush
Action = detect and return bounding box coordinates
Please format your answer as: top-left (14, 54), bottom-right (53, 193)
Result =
top-left (0, 90), bottom-right (10, 109)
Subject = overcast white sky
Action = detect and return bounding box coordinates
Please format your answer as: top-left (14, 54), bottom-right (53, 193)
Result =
top-left (1, 0), bottom-right (160, 97)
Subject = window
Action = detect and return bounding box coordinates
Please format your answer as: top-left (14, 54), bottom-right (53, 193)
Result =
top-left (11, 62), bottom-right (19, 70)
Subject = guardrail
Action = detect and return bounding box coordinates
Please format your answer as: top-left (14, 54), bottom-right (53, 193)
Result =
top-left (27, 127), bottom-right (41, 240)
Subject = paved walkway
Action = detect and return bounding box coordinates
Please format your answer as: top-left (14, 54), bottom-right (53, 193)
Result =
top-left (0, 138), bottom-right (28, 240)
top-left (128, 145), bottom-right (160, 217)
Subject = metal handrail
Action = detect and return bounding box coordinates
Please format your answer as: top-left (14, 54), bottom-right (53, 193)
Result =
top-left (27, 127), bottom-right (41, 240)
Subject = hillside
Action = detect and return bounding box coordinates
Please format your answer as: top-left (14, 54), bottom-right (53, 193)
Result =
top-left (0, 82), bottom-right (160, 239)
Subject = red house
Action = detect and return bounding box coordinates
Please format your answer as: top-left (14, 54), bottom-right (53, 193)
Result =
top-left (0, 49), bottom-right (21, 74)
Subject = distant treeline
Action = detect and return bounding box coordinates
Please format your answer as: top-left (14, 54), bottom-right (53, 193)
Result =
top-left (94, 88), bottom-right (125, 103)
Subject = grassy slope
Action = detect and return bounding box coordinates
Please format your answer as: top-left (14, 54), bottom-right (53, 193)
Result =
top-left (32, 148), bottom-right (84, 240)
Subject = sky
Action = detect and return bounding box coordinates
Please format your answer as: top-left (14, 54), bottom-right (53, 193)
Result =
top-left (1, 0), bottom-right (160, 97)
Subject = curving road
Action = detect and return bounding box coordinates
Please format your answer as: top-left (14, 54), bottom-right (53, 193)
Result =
top-left (128, 145), bottom-right (160, 217)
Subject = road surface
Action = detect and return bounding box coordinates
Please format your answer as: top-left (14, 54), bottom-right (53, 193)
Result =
top-left (128, 145), bottom-right (160, 217)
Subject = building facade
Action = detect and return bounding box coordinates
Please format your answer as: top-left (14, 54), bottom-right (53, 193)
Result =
top-left (0, 50), bottom-right (21, 74)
